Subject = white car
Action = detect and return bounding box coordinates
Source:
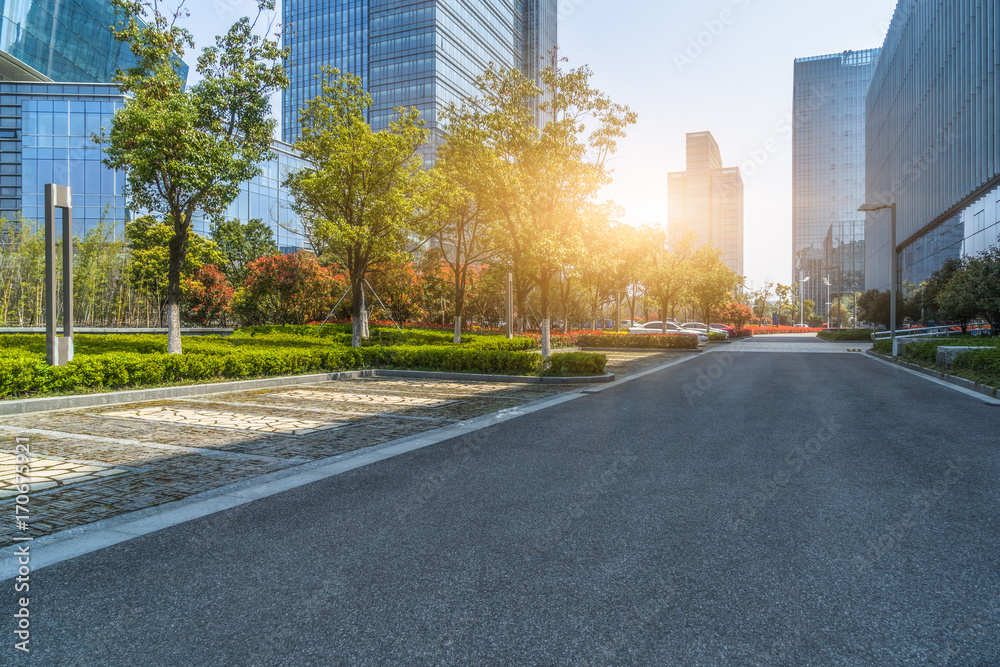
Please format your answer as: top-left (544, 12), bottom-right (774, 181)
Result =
top-left (628, 321), bottom-right (709, 342)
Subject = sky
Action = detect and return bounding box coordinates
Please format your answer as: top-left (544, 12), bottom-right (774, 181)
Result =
top-left (186, 0), bottom-right (900, 289)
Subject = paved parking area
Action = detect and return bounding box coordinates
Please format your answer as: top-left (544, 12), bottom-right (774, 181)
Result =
top-left (0, 350), bottom-right (687, 547)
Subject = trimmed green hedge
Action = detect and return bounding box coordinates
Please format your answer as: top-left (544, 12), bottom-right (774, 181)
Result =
top-left (0, 344), bottom-right (564, 399)
top-left (543, 352), bottom-right (607, 377)
top-left (576, 333), bottom-right (698, 350)
top-left (818, 329), bottom-right (874, 341)
top-left (707, 331), bottom-right (727, 342)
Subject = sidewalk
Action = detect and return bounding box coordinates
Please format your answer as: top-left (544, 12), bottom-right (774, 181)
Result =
top-left (0, 350), bottom-right (684, 547)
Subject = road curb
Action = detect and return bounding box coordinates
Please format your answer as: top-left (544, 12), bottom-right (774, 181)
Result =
top-left (866, 351), bottom-right (1000, 401)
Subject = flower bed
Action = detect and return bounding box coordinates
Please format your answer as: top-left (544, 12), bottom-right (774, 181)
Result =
top-left (817, 329), bottom-right (874, 341)
top-left (575, 333), bottom-right (698, 349)
top-left (742, 325), bottom-right (824, 335)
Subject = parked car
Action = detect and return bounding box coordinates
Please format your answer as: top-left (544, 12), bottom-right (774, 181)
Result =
top-left (629, 321), bottom-right (709, 342)
top-left (682, 322), bottom-right (708, 331)
top-left (711, 323), bottom-right (737, 337)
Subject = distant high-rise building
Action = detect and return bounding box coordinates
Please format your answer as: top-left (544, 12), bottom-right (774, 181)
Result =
top-left (282, 0), bottom-right (558, 156)
top-left (792, 49), bottom-right (879, 317)
top-left (865, 0), bottom-right (999, 293)
top-left (668, 132), bottom-right (744, 276)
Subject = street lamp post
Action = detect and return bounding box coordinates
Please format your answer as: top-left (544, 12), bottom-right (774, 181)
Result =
top-left (799, 274), bottom-right (810, 327)
top-left (859, 202), bottom-right (897, 351)
top-left (823, 276), bottom-right (831, 328)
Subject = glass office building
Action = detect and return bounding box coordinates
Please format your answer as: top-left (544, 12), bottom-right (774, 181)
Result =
top-left (0, 0), bottom-right (187, 83)
top-left (792, 49), bottom-right (879, 313)
top-left (282, 0), bottom-right (558, 159)
top-left (0, 81), bottom-right (308, 251)
top-left (865, 0), bottom-right (1000, 292)
top-left (668, 132), bottom-right (744, 276)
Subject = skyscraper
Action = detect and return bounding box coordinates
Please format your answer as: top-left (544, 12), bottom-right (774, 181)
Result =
top-left (282, 0), bottom-right (558, 154)
top-left (865, 0), bottom-right (999, 293)
top-left (0, 0), bottom-right (187, 83)
top-left (0, 0), bottom-right (305, 250)
top-left (668, 132), bottom-right (744, 276)
top-left (792, 49), bottom-right (879, 317)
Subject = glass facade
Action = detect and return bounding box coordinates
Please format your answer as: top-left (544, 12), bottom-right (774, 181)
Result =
top-left (0, 0), bottom-right (187, 83)
top-left (865, 0), bottom-right (1000, 292)
top-left (282, 0), bottom-right (557, 160)
top-left (792, 49), bottom-right (879, 311)
top-left (0, 81), bottom-right (307, 251)
top-left (668, 132), bottom-right (744, 276)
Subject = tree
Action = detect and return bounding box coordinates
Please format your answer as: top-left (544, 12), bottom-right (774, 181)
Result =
top-left (367, 259), bottom-right (424, 324)
top-left (722, 302), bottom-right (754, 330)
top-left (644, 228), bottom-right (695, 330)
top-left (752, 280), bottom-right (774, 325)
top-left (99, 0), bottom-right (287, 353)
top-left (688, 246), bottom-right (739, 326)
top-left (124, 215), bottom-right (223, 312)
top-left (427, 163), bottom-right (494, 342)
top-left (233, 252), bottom-right (346, 326)
top-left (210, 218), bottom-right (278, 285)
top-left (285, 68), bottom-right (432, 347)
top-left (444, 58), bottom-right (636, 355)
top-left (182, 264), bottom-right (233, 325)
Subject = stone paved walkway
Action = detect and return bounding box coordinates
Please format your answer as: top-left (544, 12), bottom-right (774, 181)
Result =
top-left (0, 351), bottom-right (685, 547)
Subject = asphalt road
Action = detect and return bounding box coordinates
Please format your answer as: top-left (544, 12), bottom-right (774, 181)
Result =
top-left (6, 339), bottom-right (1000, 665)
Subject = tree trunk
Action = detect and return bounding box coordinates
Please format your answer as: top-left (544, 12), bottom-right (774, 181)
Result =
top-left (165, 213), bottom-right (191, 355)
top-left (540, 271), bottom-right (551, 359)
top-left (453, 274), bottom-right (465, 344)
top-left (350, 277), bottom-right (366, 347)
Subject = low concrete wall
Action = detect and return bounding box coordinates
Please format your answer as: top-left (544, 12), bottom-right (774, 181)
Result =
top-left (936, 346), bottom-right (979, 367)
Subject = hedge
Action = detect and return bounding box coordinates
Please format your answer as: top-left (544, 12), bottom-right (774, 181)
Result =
top-left (543, 352), bottom-right (607, 377)
top-left (0, 344), bottom-right (563, 399)
top-left (817, 329), bottom-right (874, 341)
top-left (576, 333), bottom-right (698, 350)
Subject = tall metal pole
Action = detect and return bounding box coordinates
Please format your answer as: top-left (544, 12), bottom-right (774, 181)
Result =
top-left (44, 186), bottom-right (57, 366)
top-left (890, 203), bottom-right (897, 352)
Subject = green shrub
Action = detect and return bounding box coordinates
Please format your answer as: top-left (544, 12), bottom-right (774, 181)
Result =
top-left (362, 346), bottom-right (542, 375)
top-left (817, 329), bottom-right (874, 341)
top-left (543, 352), bottom-right (607, 377)
top-left (873, 340), bottom-right (891, 354)
top-left (462, 336), bottom-right (538, 351)
top-left (576, 333), bottom-right (698, 350)
top-left (952, 347), bottom-right (1000, 387)
top-left (707, 331), bottom-right (727, 341)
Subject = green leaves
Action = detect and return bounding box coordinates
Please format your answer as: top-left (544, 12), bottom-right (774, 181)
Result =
top-left (285, 67), bottom-right (433, 346)
top-left (98, 0), bottom-right (288, 354)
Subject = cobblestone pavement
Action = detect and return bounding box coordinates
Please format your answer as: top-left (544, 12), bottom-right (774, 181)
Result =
top-left (0, 352), bottom-right (687, 548)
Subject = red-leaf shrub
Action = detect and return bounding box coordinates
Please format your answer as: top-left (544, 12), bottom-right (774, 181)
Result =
top-left (234, 253), bottom-right (348, 326)
top-left (182, 265), bottom-right (234, 326)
